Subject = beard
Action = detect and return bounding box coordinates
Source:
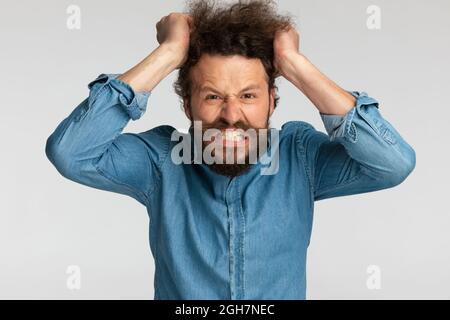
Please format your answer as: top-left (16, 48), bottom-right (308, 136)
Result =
top-left (208, 159), bottom-right (252, 177)
top-left (191, 118), bottom-right (270, 178)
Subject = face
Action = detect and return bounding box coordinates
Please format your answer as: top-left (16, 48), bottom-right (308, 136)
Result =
top-left (184, 54), bottom-right (275, 177)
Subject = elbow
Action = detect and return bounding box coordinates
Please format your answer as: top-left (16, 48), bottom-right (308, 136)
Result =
top-left (45, 134), bottom-right (57, 164)
top-left (384, 146), bottom-right (416, 187)
top-left (45, 134), bottom-right (76, 179)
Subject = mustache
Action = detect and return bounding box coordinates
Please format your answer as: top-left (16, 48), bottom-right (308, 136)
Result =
top-left (202, 119), bottom-right (250, 131)
top-left (199, 119), bottom-right (271, 132)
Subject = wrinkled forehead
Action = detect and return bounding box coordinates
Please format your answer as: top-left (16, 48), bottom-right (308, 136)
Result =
top-left (190, 54), bottom-right (269, 92)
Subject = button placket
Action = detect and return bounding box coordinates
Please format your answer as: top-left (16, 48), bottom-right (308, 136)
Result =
top-left (226, 177), bottom-right (245, 299)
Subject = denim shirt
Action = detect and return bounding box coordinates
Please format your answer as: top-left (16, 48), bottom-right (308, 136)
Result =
top-left (46, 73), bottom-right (416, 299)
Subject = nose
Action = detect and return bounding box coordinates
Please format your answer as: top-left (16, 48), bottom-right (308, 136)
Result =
top-left (220, 97), bottom-right (242, 126)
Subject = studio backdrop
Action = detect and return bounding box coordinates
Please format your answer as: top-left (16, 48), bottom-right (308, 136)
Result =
top-left (0, 0), bottom-right (448, 299)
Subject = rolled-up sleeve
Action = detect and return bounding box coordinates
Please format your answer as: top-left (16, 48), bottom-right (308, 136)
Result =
top-left (91, 73), bottom-right (151, 119)
top-left (45, 73), bottom-right (161, 206)
top-left (297, 90), bottom-right (416, 201)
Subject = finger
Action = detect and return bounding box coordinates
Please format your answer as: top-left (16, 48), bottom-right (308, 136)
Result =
top-left (187, 17), bottom-right (193, 27)
top-left (183, 14), bottom-right (193, 27)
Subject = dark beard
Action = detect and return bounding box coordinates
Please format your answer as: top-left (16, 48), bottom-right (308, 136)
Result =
top-left (203, 131), bottom-right (262, 177)
top-left (189, 112), bottom-right (271, 177)
top-left (207, 162), bottom-right (252, 177)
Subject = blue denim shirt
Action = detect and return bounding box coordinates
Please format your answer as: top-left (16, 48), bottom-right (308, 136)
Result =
top-left (46, 73), bottom-right (415, 299)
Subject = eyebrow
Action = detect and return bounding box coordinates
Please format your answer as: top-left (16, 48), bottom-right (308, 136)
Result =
top-left (199, 84), bottom-right (262, 94)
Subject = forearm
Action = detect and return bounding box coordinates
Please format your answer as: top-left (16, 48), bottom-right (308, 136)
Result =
top-left (117, 43), bottom-right (182, 92)
top-left (281, 52), bottom-right (356, 116)
top-left (46, 73), bottom-right (150, 179)
top-left (317, 91), bottom-right (415, 198)
top-left (45, 74), bottom-right (156, 205)
top-left (47, 43), bottom-right (181, 176)
top-left (297, 92), bottom-right (416, 200)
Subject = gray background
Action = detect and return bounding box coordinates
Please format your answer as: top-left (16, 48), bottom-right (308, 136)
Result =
top-left (0, 0), bottom-right (448, 299)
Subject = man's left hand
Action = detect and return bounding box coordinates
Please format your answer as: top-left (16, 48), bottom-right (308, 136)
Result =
top-left (273, 25), bottom-right (300, 79)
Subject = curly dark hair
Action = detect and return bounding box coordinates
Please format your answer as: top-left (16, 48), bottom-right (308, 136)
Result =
top-left (174, 0), bottom-right (293, 110)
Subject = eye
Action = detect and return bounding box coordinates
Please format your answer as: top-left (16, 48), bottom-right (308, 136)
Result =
top-left (242, 93), bottom-right (256, 99)
top-left (206, 94), bottom-right (221, 100)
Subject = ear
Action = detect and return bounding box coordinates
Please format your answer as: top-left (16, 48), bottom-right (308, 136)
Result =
top-left (183, 97), bottom-right (192, 121)
top-left (268, 88), bottom-right (276, 117)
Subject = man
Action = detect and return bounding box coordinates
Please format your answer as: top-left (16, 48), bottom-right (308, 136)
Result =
top-left (46, 0), bottom-right (415, 299)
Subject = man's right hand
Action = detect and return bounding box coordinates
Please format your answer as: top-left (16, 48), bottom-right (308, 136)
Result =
top-left (117, 13), bottom-right (192, 92)
top-left (156, 13), bottom-right (193, 69)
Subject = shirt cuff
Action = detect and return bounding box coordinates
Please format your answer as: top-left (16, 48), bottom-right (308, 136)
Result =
top-left (319, 91), bottom-right (379, 141)
top-left (87, 73), bottom-right (151, 120)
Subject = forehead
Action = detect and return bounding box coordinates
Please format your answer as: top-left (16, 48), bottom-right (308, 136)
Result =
top-left (190, 54), bottom-right (268, 90)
